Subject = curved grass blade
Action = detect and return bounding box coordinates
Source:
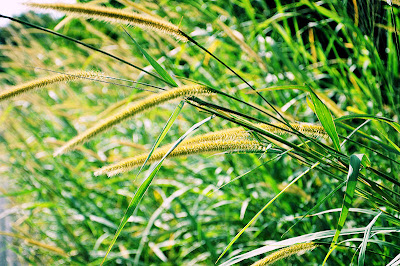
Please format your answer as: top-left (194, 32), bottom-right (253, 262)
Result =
top-left (282, 180), bottom-right (346, 237)
top-left (358, 211), bottom-right (382, 266)
top-left (122, 27), bottom-right (178, 87)
top-left (0, 14), bottom-right (169, 86)
top-left (220, 227), bottom-right (400, 266)
top-left (101, 115), bottom-right (213, 265)
top-left (387, 253), bottom-right (400, 266)
top-left (337, 114), bottom-right (400, 154)
top-left (323, 154), bottom-right (363, 265)
top-left (335, 114), bottom-right (400, 133)
top-left (216, 161), bottom-right (320, 263)
top-left (306, 85), bottom-right (340, 151)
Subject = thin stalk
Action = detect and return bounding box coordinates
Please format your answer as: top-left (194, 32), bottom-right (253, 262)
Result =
top-left (0, 14), bottom-right (172, 86)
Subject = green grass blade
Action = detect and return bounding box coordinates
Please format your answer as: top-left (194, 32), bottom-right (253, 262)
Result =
top-left (135, 100), bottom-right (185, 178)
top-left (221, 227), bottom-right (400, 266)
top-left (101, 115), bottom-right (213, 265)
top-left (358, 211), bottom-right (382, 266)
top-left (282, 181), bottom-right (346, 237)
top-left (123, 27), bottom-right (178, 87)
top-left (0, 14), bottom-right (167, 84)
top-left (216, 161), bottom-right (320, 263)
top-left (323, 154), bottom-right (363, 264)
top-left (306, 85), bottom-right (340, 151)
top-left (335, 114), bottom-right (400, 133)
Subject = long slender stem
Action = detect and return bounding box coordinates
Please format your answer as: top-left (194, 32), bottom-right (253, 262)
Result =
top-left (0, 14), bottom-right (171, 86)
top-left (179, 30), bottom-right (291, 125)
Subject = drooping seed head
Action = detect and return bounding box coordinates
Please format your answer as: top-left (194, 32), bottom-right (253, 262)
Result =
top-left (54, 85), bottom-right (214, 156)
top-left (26, 2), bottom-right (188, 42)
top-left (0, 71), bottom-right (103, 102)
top-left (94, 139), bottom-right (267, 177)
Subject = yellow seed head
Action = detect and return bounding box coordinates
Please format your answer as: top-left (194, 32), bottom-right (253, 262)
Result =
top-left (0, 71), bottom-right (103, 102)
top-left (94, 139), bottom-right (266, 177)
top-left (26, 3), bottom-right (188, 42)
top-left (251, 242), bottom-right (319, 266)
top-left (54, 85), bottom-right (214, 156)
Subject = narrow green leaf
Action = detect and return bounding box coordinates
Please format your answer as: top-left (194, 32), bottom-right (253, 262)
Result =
top-left (253, 85), bottom-right (308, 92)
top-left (216, 161), bottom-right (320, 263)
top-left (323, 154), bottom-right (363, 264)
top-left (221, 226), bottom-right (400, 266)
top-left (123, 27), bottom-right (178, 87)
top-left (282, 181), bottom-right (346, 237)
top-left (387, 253), bottom-right (400, 266)
top-left (335, 114), bottom-right (400, 133)
top-left (306, 86), bottom-right (340, 151)
top-left (135, 100), bottom-right (185, 178)
top-left (101, 115), bottom-right (213, 265)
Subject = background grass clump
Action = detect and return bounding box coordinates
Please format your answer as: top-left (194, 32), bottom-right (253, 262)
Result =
top-left (0, 0), bottom-right (399, 265)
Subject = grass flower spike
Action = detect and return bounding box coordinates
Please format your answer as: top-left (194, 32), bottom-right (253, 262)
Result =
top-left (94, 121), bottom-right (327, 177)
top-left (94, 139), bottom-right (267, 177)
top-left (0, 71), bottom-right (102, 102)
top-left (54, 85), bottom-right (214, 156)
top-left (251, 242), bottom-right (319, 266)
top-left (26, 2), bottom-right (188, 42)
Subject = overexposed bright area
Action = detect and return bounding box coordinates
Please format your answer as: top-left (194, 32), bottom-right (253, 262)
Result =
top-left (0, 0), bottom-right (76, 27)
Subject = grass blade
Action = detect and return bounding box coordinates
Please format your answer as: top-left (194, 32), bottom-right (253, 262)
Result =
top-left (216, 161), bottom-right (320, 263)
top-left (306, 85), bottom-right (340, 151)
top-left (358, 211), bottom-right (382, 265)
top-left (135, 100), bottom-right (185, 178)
top-left (221, 227), bottom-right (400, 266)
top-left (335, 114), bottom-right (400, 133)
top-left (123, 27), bottom-right (178, 87)
top-left (101, 115), bottom-right (213, 265)
top-left (282, 181), bottom-right (346, 237)
top-left (323, 154), bottom-right (363, 264)
top-left (387, 253), bottom-right (400, 266)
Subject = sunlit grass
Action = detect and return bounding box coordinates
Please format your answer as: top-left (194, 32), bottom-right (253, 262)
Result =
top-left (0, 0), bottom-right (399, 265)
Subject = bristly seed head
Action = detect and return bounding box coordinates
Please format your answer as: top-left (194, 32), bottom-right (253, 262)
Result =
top-left (250, 242), bottom-right (319, 266)
top-left (0, 71), bottom-right (103, 102)
top-left (54, 85), bottom-right (214, 156)
top-left (94, 139), bottom-right (267, 177)
top-left (26, 2), bottom-right (188, 42)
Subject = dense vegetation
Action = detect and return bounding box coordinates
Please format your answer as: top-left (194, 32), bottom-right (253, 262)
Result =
top-left (0, 0), bottom-right (399, 265)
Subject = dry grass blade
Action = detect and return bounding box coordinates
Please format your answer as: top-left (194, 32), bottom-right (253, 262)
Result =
top-left (25, 2), bottom-right (188, 42)
top-left (250, 242), bottom-right (319, 266)
top-left (0, 71), bottom-right (102, 101)
top-left (54, 85), bottom-right (214, 156)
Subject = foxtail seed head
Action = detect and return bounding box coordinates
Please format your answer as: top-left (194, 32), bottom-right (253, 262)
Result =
top-left (93, 122), bottom-right (327, 175)
top-left (54, 85), bottom-right (214, 156)
top-left (94, 139), bottom-right (266, 177)
top-left (26, 2), bottom-right (188, 42)
top-left (0, 71), bottom-right (103, 102)
top-left (250, 242), bottom-right (319, 266)
top-left (258, 122), bottom-right (328, 139)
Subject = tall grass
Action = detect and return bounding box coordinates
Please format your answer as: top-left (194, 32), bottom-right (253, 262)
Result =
top-left (0, 0), bottom-right (399, 265)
